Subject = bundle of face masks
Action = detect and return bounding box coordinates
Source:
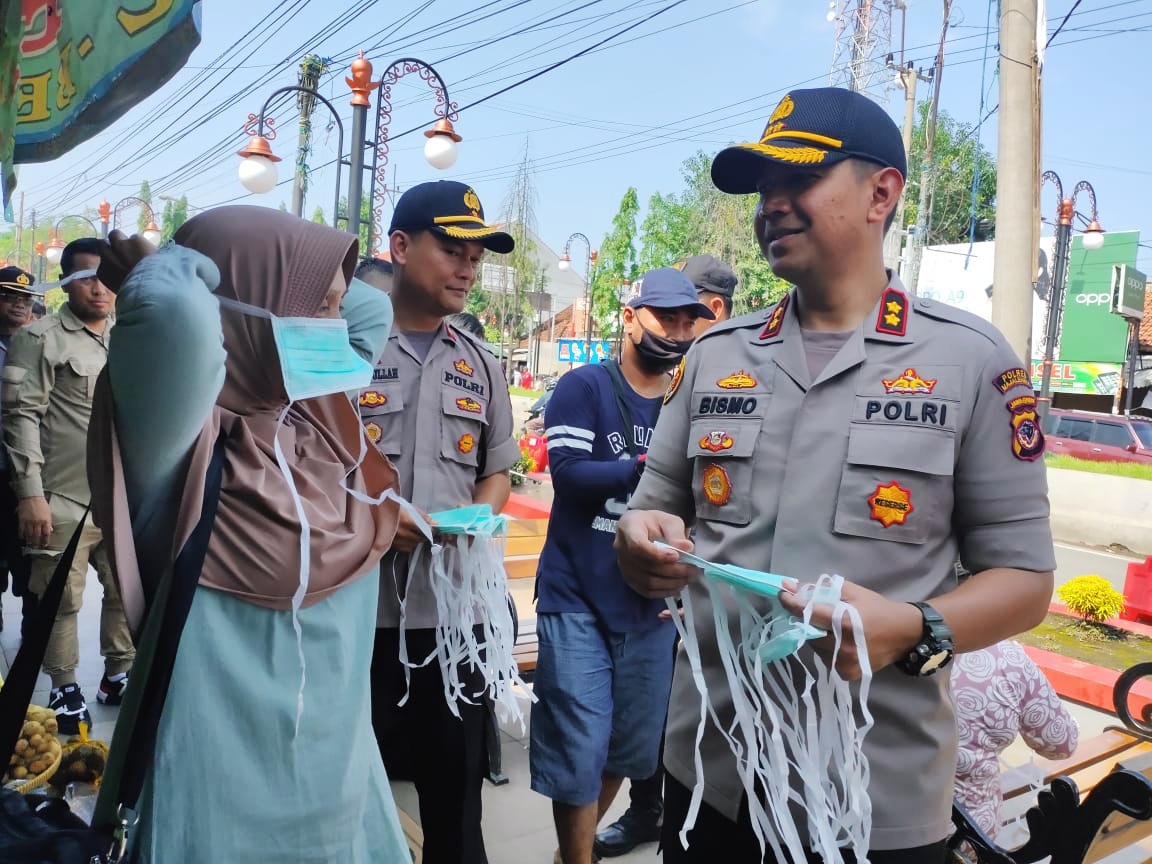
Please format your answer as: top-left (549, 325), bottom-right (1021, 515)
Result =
top-left (400, 504), bottom-right (535, 732)
top-left (654, 542), bottom-right (875, 863)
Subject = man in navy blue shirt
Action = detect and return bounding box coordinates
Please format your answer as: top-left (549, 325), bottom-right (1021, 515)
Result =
top-left (530, 268), bottom-right (713, 864)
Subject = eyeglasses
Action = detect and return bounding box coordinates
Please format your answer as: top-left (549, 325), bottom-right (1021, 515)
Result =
top-left (0, 294), bottom-right (34, 306)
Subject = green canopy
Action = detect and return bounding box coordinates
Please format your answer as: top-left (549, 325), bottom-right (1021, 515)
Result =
top-left (1, 0), bottom-right (203, 211)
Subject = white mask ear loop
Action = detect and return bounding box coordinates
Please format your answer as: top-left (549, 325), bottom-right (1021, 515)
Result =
top-left (36, 268), bottom-right (99, 290)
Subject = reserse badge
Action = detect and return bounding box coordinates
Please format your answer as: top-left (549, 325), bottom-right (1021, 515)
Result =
top-left (868, 481), bottom-right (913, 528)
top-left (701, 464), bottom-right (732, 506)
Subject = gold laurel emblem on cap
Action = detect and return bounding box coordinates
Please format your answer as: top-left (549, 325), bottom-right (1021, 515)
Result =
top-left (768, 94), bottom-right (795, 126)
top-left (463, 188), bottom-right (481, 215)
top-left (750, 142), bottom-right (829, 165)
top-left (16, 273), bottom-right (30, 286)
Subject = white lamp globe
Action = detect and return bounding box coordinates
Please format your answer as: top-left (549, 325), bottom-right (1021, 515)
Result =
top-left (558, 255), bottom-right (571, 271)
top-left (239, 154), bottom-right (278, 194)
top-left (1081, 227), bottom-right (1105, 251)
top-left (45, 242), bottom-right (64, 267)
top-left (424, 132), bottom-right (459, 170)
top-left (143, 224), bottom-right (163, 246)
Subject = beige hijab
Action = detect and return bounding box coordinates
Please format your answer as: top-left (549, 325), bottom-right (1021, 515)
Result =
top-left (89, 206), bottom-right (399, 632)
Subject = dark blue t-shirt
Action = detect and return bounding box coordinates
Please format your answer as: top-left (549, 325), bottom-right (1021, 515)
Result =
top-left (534, 363), bottom-right (669, 633)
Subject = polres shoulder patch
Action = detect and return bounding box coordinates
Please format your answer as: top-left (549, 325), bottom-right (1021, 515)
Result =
top-left (664, 357), bottom-right (686, 405)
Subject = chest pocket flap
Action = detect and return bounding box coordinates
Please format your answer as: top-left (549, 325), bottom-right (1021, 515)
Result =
top-left (688, 418), bottom-right (760, 460)
top-left (359, 384), bottom-right (404, 418)
top-left (835, 424), bottom-right (955, 544)
top-left (441, 387), bottom-right (488, 467)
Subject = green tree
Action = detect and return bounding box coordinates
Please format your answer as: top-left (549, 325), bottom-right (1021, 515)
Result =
top-left (160, 196), bottom-right (188, 242)
top-left (590, 188), bottom-right (640, 342)
top-left (310, 205), bottom-right (326, 225)
top-left (336, 196), bottom-right (374, 255)
top-left (905, 105), bottom-right (997, 245)
top-left (637, 152), bottom-right (788, 312)
top-left (137, 180), bottom-right (153, 234)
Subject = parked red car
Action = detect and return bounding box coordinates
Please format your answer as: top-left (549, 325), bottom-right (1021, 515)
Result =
top-left (1042, 408), bottom-right (1152, 464)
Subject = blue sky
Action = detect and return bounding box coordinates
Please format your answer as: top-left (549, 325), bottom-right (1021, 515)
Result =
top-left (9, 0), bottom-right (1152, 275)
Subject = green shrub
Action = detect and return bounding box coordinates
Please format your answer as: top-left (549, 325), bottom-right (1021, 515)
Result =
top-left (1057, 575), bottom-right (1125, 624)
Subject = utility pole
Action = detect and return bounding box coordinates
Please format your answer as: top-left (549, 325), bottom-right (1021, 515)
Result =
top-left (903, 0), bottom-right (949, 295)
top-left (291, 54), bottom-right (327, 218)
top-left (990, 0), bottom-right (1041, 363)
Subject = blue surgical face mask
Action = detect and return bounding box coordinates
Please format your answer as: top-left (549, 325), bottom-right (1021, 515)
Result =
top-left (217, 294), bottom-right (374, 401)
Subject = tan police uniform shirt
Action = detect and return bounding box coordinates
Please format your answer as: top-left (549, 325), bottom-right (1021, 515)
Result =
top-left (2, 304), bottom-right (110, 505)
top-left (362, 321), bottom-right (519, 629)
top-left (630, 276), bottom-right (1056, 850)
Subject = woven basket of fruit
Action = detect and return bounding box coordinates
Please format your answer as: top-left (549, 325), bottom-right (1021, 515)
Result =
top-left (3, 705), bottom-right (63, 793)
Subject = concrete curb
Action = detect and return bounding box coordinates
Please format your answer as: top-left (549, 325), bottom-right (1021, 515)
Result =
top-left (1048, 468), bottom-right (1152, 557)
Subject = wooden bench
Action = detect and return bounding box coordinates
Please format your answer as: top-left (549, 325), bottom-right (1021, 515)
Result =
top-left (950, 661), bottom-right (1152, 864)
top-left (503, 516), bottom-right (548, 678)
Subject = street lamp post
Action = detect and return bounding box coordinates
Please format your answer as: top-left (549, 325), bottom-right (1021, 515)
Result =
top-left (34, 242), bottom-right (46, 282)
top-left (237, 85), bottom-right (345, 225)
top-left (1036, 171), bottom-right (1105, 421)
top-left (363, 57), bottom-right (461, 255)
top-left (44, 215), bottom-right (100, 268)
top-left (558, 234), bottom-right (598, 365)
top-left (98, 200), bottom-right (111, 240)
top-left (111, 196), bottom-right (163, 245)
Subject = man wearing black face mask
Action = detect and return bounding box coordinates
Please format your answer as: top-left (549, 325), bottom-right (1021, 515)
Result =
top-left (529, 268), bottom-right (712, 864)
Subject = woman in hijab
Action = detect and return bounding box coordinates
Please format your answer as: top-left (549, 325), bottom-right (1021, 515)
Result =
top-left (87, 206), bottom-right (411, 862)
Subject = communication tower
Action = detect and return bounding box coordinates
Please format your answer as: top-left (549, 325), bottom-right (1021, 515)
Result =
top-left (827, 0), bottom-right (897, 99)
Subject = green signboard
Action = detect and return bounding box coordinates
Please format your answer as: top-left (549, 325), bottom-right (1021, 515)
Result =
top-left (1029, 360), bottom-right (1122, 396)
top-left (1059, 230), bottom-right (1139, 363)
top-left (1111, 264), bottom-right (1147, 320)
top-left (2, 1), bottom-right (202, 203)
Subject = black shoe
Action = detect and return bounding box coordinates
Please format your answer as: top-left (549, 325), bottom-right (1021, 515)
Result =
top-left (593, 810), bottom-right (662, 858)
top-left (48, 684), bottom-right (92, 737)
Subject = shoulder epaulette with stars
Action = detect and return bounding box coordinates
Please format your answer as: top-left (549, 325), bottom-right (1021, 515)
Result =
top-left (875, 286), bottom-right (907, 336)
top-left (758, 294), bottom-right (790, 339)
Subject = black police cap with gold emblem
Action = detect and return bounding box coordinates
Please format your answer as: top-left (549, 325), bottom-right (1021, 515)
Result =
top-left (711, 87), bottom-right (907, 195)
top-left (0, 266), bottom-right (41, 297)
top-left (388, 180), bottom-right (514, 254)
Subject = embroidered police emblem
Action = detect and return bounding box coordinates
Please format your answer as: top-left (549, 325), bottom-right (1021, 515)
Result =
top-left (868, 481), bottom-right (913, 527)
top-left (717, 371), bottom-right (757, 390)
top-left (454, 358), bottom-right (474, 377)
top-left (359, 391), bottom-right (388, 408)
top-left (768, 94), bottom-right (795, 126)
top-left (456, 397), bottom-right (483, 414)
top-left (699, 431), bottom-right (734, 453)
top-left (1007, 395), bottom-right (1044, 461)
top-left (882, 368), bottom-right (936, 395)
top-left (994, 367), bottom-right (1032, 394)
top-left (463, 188), bottom-right (481, 215)
top-left (672, 259), bottom-right (688, 271)
top-left (364, 421), bottom-right (382, 443)
top-left (759, 295), bottom-right (790, 339)
top-left (665, 357), bottom-right (686, 405)
top-left (458, 433), bottom-right (476, 454)
top-left (701, 464), bottom-right (732, 506)
top-left (15, 273), bottom-right (30, 286)
top-left (875, 288), bottom-right (908, 336)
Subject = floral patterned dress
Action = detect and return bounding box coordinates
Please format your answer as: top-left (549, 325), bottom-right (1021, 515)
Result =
top-left (952, 639), bottom-right (1079, 835)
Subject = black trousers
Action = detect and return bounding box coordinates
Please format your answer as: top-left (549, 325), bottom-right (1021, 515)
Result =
top-left (0, 468), bottom-right (30, 596)
top-left (371, 626), bottom-right (489, 864)
top-left (662, 774), bottom-right (947, 864)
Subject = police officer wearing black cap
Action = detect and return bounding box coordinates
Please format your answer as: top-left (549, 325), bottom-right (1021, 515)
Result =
top-left (362, 180), bottom-right (520, 864)
top-left (616, 87), bottom-right (1054, 862)
top-left (0, 266), bottom-right (40, 633)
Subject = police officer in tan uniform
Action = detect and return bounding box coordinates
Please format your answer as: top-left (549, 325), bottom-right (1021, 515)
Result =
top-left (362, 181), bottom-right (519, 864)
top-left (0, 266), bottom-right (41, 635)
top-left (2, 239), bottom-right (135, 734)
top-left (615, 88), bottom-right (1055, 863)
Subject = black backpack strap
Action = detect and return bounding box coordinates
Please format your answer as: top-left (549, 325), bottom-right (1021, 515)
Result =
top-left (0, 511), bottom-right (89, 768)
top-left (599, 360), bottom-right (640, 457)
top-left (114, 430), bottom-right (228, 813)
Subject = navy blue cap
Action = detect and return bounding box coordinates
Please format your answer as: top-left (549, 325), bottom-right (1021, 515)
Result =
top-left (388, 180), bottom-right (514, 254)
top-left (627, 268), bottom-right (716, 319)
top-left (711, 87), bottom-right (907, 194)
top-left (0, 266), bottom-right (40, 296)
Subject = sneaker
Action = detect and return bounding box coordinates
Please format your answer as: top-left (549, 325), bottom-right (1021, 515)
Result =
top-left (97, 672), bottom-right (129, 706)
top-left (48, 684), bottom-right (91, 737)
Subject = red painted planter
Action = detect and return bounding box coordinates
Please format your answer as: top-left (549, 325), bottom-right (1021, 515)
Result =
top-left (1025, 602), bottom-right (1152, 718)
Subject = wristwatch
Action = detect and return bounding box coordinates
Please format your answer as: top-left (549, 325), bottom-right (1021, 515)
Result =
top-left (895, 601), bottom-right (954, 676)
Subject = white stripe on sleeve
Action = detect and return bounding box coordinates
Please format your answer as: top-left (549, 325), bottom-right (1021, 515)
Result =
top-left (546, 436), bottom-right (593, 452)
top-left (545, 424), bottom-right (594, 441)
